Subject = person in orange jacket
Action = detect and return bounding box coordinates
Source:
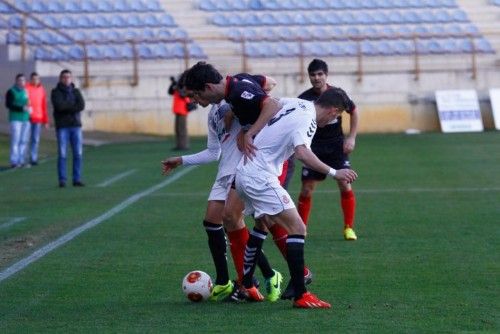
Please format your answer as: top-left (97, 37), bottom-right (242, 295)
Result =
top-left (168, 73), bottom-right (197, 150)
top-left (25, 72), bottom-right (48, 166)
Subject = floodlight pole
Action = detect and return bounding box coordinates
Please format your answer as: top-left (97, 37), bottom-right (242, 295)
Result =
top-left (20, 13), bottom-right (27, 62)
top-left (469, 34), bottom-right (477, 80)
top-left (82, 42), bottom-right (90, 88)
top-left (413, 34), bottom-right (420, 81)
top-left (131, 40), bottom-right (139, 87)
top-left (356, 38), bottom-right (363, 83)
top-left (298, 38), bottom-right (305, 84)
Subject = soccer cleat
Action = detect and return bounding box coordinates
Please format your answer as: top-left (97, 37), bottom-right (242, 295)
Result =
top-left (344, 227), bottom-right (357, 240)
top-left (293, 292), bottom-right (331, 309)
top-left (281, 267), bottom-right (314, 300)
top-left (209, 281), bottom-right (234, 301)
top-left (246, 286), bottom-right (265, 302)
top-left (265, 270), bottom-right (283, 302)
top-left (226, 282), bottom-right (264, 302)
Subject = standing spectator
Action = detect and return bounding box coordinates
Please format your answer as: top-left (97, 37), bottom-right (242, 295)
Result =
top-left (25, 72), bottom-right (48, 166)
top-left (5, 73), bottom-right (30, 168)
top-left (51, 69), bottom-right (85, 188)
top-left (168, 73), bottom-right (196, 151)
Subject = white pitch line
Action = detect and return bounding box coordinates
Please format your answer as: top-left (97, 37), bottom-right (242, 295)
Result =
top-left (0, 166), bottom-right (196, 283)
top-left (96, 169), bottom-right (137, 187)
top-left (149, 186), bottom-right (500, 198)
top-left (0, 217), bottom-right (27, 230)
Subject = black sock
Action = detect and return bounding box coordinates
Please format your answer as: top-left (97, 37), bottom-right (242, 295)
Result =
top-left (286, 235), bottom-right (306, 299)
top-left (257, 250), bottom-right (274, 279)
top-left (242, 228), bottom-right (267, 288)
top-left (203, 220), bottom-right (229, 285)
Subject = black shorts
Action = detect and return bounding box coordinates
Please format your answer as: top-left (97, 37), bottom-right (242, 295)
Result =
top-left (301, 139), bottom-right (351, 181)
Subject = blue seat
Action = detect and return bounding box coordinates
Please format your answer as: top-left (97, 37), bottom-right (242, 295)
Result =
top-left (358, 11), bottom-right (375, 24)
top-left (145, 1), bottom-right (162, 11)
top-left (157, 29), bottom-right (173, 40)
top-left (395, 25), bottom-right (413, 37)
top-left (0, 16), bottom-right (8, 29)
top-left (64, 2), bottom-right (81, 13)
top-left (275, 13), bottom-right (293, 25)
top-left (76, 16), bottom-right (93, 28)
top-left (140, 29), bottom-right (156, 41)
top-left (458, 39), bottom-right (473, 53)
top-left (46, 1), bottom-right (64, 13)
top-left (441, 39), bottom-right (460, 53)
top-left (380, 26), bottom-right (396, 38)
top-left (311, 27), bottom-right (333, 40)
top-left (249, 0), bottom-right (265, 10)
top-left (293, 13), bottom-right (310, 25)
top-left (8, 15), bottom-right (22, 29)
top-left (119, 45), bottom-right (134, 59)
top-left (343, 42), bottom-right (359, 56)
top-left (170, 44), bottom-right (186, 58)
top-left (81, 1), bottom-right (98, 12)
top-left (392, 40), bottom-right (414, 54)
top-left (54, 34), bottom-right (72, 45)
top-left (88, 30), bottom-right (105, 42)
top-left (426, 39), bottom-right (444, 53)
top-left (26, 18), bottom-right (42, 29)
top-left (68, 46), bottom-right (84, 60)
top-left (127, 15), bottom-right (142, 27)
top-left (445, 24), bottom-right (462, 36)
top-left (16, 1), bottom-right (31, 12)
top-left (159, 14), bottom-right (176, 26)
top-left (152, 44), bottom-right (169, 58)
top-left (340, 12), bottom-right (356, 24)
top-left (452, 10), bottom-right (468, 22)
top-left (172, 29), bottom-right (189, 40)
top-left (388, 11), bottom-right (405, 23)
top-left (372, 11), bottom-right (390, 24)
top-left (261, 28), bottom-right (278, 40)
top-left (32, 2), bottom-right (48, 13)
top-left (227, 29), bottom-right (243, 41)
top-left (261, 13), bottom-right (276, 25)
top-left (435, 10), bottom-right (452, 22)
top-left (403, 11), bottom-right (421, 23)
top-left (463, 24), bottom-right (479, 36)
top-left (475, 38), bottom-right (494, 53)
top-left (244, 14), bottom-right (261, 26)
top-left (212, 14), bottom-right (227, 26)
top-left (361, 26), bottom-right (380, 39)
top-left (102, 45), bottom-right (122, 60)
top-left (144, 14), bottom-right (160, 26)
top-left (96, 2), bottom-right (114, 12)
top-left (110, 15), bottom-right (127, 28)
top-left (245, 44), bottom-right (260, 57)
top-left (52, 49), bottom-right (70, 61)
top-left (0, 2), bottom-right (13, 13)
top-left (123, 30), bottom-right (139, 41)
top-left (130, 0), bottom-right (147, 12)
top-left (361, 41), bottom-right (378, 55)
top-left (34, 48), bottom-right (52, 60)
top-left (6, 32), bottom-right (20, 44)
top-left (72, 31), bottom-right (88, 42)
top-left (376, 41), bottom-right (395, 55)
top-left (346, 27), bottom-right (361, 38)
top-left (327, 43), bottom-right (344, 56)
top-left (59, 16), bottom-right (75, 29)
top-left (311, 0), bottom-right (328, 9)
top-left (200, 0), bottom-right (217, 11)
top-left (429, 25), bottom-right (446, 36)
top-left (87, 45), bottom-right (103, 59)
top-left (276, 27), bottom-right (294, 41)
top-left (114, 0), bottom-right (129, 12)
top-left (189, 43), bottom-right (206, 58)
top-left (43, 16), bottom-right (59, 28)
top-left (94, 15), bottom-right (110, 28)
top-left (442, 0), bottom-right (458, 7)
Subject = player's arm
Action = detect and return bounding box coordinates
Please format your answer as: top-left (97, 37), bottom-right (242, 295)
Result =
top-left (344, 107), bottom-right (358, 154)
top-left (162, 118), bottom-right (221, 175)
top-left (241, 97), bottom-right (282, 159)
top-left (294, 145), bottom-right (357, 183)
top-left (263, 76), bottom-right (277, 93)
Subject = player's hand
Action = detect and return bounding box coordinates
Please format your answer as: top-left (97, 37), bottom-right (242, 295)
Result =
top-left (343, 136), bottom-right (356, 154)
top-left (333, 169), bottom-right (358, 183)
top-left (241, 132), bottom-right (257, 162)
top-left (161, 156), bottom-right (182, 175)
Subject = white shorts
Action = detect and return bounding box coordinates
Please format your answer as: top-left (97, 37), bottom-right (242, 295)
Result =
top-left (235, 172), bottom-right (295, 219)
top-left (208, 174), bottom-right (234, 201)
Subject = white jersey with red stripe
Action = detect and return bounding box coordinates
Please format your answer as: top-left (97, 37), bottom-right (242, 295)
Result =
top-left (182, 101), bottom-right (242, 180)
top-left (236, 98), bottom-right (316, 178)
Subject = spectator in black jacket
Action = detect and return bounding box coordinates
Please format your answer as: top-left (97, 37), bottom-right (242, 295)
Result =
top-left (51, 69), bottom-right (85, 188)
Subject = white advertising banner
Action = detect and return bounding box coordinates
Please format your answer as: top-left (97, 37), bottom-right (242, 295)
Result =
top-left (489, 88), bottom-right (500, 130)
top-left (435, 90), bottom-right (483, 133)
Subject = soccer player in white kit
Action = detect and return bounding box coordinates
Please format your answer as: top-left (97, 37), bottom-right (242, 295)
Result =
top-left (234, 89), bottom-right (357, 308)
top-left (162, 87), bottom-right (283, 302)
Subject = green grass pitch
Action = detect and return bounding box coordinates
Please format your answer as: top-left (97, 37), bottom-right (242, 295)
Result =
top-left (0, 132), bottom-right (498, 333)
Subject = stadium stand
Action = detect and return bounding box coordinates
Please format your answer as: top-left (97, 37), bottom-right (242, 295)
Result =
top-left (1, 0), bottom-right (206, 61)
top-left (204, 0), bottom-right (494, 57)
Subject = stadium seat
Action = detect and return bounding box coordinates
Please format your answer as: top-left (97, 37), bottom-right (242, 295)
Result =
top-left (76, 16), bottom-right (93, 29)
top-left (81, 1), bottom-right (98, 13)
top-left (151, 44), bottom-right (169, 58)
top-left (275, 13), bottom-right (293, 26)
top-left (102, 45), bottom-right (122, 60)
top-left (88, 30), bottom-right (105, 43)
top-left (140, 29), bottom-right (156, 41)
top-left (392, 40), bottom-right (414, 54)
top-left (189, 43), bottom-right (206, 58)
top-left (46, 1), bottom-right (64, 13)
top-left (173, 29), bottom-right (189, 40)
top-left (361, 41), bottom-right (379, 55)
top-left (113, 0), bottom-right (130, 12)
top-left (157, 29), bottom-right (173, 40)
top-left (159, 14), bottom-right (176, 27)
top-left (127, 15), bottom-right (142, 27)
top-left (145, 1), bottom-right (163, 11)
top-left (0, 2), bottom-right (13, 13)
top-left (110, 16), bottom-right (127, 28)
top-left (64, 2), bottom-right (81, 13)
top-left (475, 38), bottom-right (494, 53)
top-left (32, 2), bottom-right (49, 13)
top-left (452, 10), bottom-right (468, 22)
top-left (94, 15), bottom-right (110, 28)
top-left (144, 14), bottom-right (160, 27)
top-left (59, 17), bottom-right (75, 29)
top-left (119, 45), bottom-right (134, 59)
top-left (87, 45), bottom-right (103, 59)
top-left (96, 1), bottom-right (113, 12)
top-left (249, 0), bottom-right (265, 10)
top-left (200, 1), bottom-right (217, 11)
top-left (72, 31), bottom-right (88, 42)
top-left (170, 44), bottom-right (186, 58)
top-left (68, 46), bottom-right (84, 60)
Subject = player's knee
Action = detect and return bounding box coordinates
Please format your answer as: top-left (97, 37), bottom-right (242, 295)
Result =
top-left (288, 220), bottom-right (306, 236)
top-left (300, 187), bottom-right (313, 198)
top-left (222, 210), bottom-right (241, 230)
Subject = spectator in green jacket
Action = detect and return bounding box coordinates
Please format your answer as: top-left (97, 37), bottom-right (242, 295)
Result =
top-left (5, 73), bottom-right (31, 168)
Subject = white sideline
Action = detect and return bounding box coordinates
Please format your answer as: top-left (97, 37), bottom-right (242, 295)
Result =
top-left (0, 217), bottom-right (27, 230)
top-left (0, 166), bottom-right (196, 283)
top-left (96, 169), bottom-right (137, 187)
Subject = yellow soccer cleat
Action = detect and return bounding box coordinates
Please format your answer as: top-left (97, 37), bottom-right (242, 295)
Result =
top-left (209, 281), bottom-right (234, 301)
top-left (344, 227), bottom-right (357, 241)
top-left (265, 270), bottom-right (283, 302)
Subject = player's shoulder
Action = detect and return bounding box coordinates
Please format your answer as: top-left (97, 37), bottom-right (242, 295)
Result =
top-left (297, 88), bottom-right (317, 101)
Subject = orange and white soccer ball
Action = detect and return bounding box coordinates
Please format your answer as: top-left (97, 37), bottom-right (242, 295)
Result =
top-left (182, 270), bottom-right (213, 302)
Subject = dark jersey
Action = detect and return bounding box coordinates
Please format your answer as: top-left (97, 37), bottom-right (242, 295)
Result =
top-left (224, 73), bottom-right (268, 126)
top-left (297, 85), bottom-right (355, 151)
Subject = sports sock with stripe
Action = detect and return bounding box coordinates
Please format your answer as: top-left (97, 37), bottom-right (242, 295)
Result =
top-left (203, 220), bottom-right (229, 285)
top-left (286, 235), bottom-right (307, 299)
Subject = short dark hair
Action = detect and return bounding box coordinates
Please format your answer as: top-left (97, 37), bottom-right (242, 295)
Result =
top-left (30, 72), bottom-right (39, 78)
top-left (184, 61), bottom-right (223, 91)
top-left (307, 59), bottom-right (328, 75)
top-left (59, 69), bottom-right (72, 78)
top-left (15, 73), bottom-right (24, 80)
top-left (315, 87), bottom-right (354, 112)
top-left (177, 70), bottom-right (189, 90)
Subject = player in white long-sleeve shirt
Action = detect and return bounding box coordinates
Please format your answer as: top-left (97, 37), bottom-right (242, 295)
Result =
top-left (234, 89), bottom-right (358, 308)
top-left (162, 98), bottom-right (281, 302)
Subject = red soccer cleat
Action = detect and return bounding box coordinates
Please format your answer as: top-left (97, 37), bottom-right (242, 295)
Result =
top-left (293, 292), bottom-right (331, 309)
top-left (246, 286), bottom-right (265, 302)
